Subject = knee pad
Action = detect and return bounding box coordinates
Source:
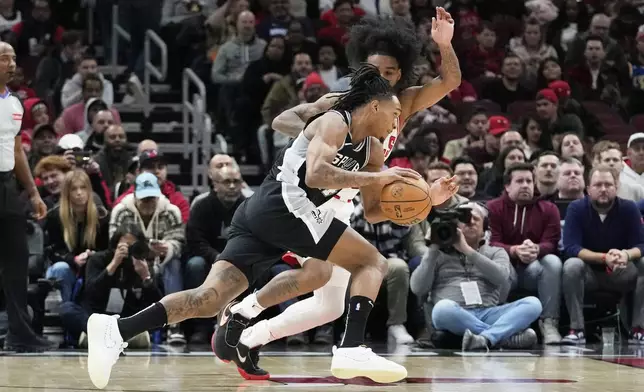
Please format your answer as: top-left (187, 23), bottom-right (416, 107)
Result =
top-left (311, 266), bottom-right (350, 322)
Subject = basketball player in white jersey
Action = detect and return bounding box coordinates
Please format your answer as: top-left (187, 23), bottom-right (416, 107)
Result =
top-left (219, 9), bottom-right (462, 379)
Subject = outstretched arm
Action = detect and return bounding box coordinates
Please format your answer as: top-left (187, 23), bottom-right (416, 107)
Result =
top-left (400, 8), bottom-right (461, 119)
top-left (272, 93), bottom-right (338, 138)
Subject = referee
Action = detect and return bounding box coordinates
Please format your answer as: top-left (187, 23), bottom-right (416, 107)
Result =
top-left (0, 42), bottom-right (54, 352)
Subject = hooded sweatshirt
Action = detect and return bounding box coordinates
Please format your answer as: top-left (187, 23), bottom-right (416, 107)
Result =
top-left (211, 35), bottom-right (266, 84)
top-left (115, 180), bottom-right (190, 223)
top-left (487, 192), bottom-right (561, 264)
top-left (61, 72), bottom-right (114, 109)
top-left (56, 97), bottom-right (121, 135)
top-left (109, 194), bottom-right (184, 264)
top-left (20, 98), bottom-right (49, 135)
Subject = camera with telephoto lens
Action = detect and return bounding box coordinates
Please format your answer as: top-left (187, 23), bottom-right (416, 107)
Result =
top-left (128, 240), bottom-right (150, 261)
top-left (430, 206), bottom-right (473, 249)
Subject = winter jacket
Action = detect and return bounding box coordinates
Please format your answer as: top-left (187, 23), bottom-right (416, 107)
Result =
top-left (109, 194), bottom-right (184, 264)
top-left (487, 192), bottom-right (561, 264)
top-left (185, 191), bottom-right (244, 263)
top-left (115, 180), bottom-right (189, 223)
top-left (44, 205), bottom-right (110, 273)
top-left (61, 72), bottom-right (114, 109)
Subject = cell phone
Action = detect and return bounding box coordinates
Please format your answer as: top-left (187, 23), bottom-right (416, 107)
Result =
top-left (72, 150), bottom-right (92, 164)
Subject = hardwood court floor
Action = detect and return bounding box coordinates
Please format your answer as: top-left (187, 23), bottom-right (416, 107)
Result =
top-left (1, 344), bottom-right (644, 391)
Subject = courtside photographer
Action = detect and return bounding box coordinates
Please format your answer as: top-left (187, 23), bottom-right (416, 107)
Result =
top-left (410, 202), bottom-right (542, 351)
top-left (58, 223), bottom-right (162, 348)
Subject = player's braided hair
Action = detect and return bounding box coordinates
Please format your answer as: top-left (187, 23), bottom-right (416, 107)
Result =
top-left (330, 64), bottom-right (393, 113)
top-left (346, 16), bottom-right (421, 90)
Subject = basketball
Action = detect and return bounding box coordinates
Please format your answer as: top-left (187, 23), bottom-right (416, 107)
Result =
top-left (380, 178), bottom-right (432, 226)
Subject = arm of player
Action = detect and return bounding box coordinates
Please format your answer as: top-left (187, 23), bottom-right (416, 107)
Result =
top-left (271, 93), bottom-right (337, 138)
top-left (399, 44), bottom-right (461, 119)
top-left (305, 114), bottom-right (420, 190)
top-left (359, 138), bottom-right (390, 224)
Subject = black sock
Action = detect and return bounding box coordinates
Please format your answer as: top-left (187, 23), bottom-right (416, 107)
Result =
top-left (340, 296), bottom-right (374, 348)
top-left (117, 302), bottom-right (168, 341)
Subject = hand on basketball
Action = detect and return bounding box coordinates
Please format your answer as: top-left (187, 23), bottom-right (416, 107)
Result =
top-left (377, 166), bottom-right (422, 186)
top-left (428, 176), bottom-right (459, 206)
top-left (431, 7), bottom-right (454, 47)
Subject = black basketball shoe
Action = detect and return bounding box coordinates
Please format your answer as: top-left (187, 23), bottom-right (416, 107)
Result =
top-left (232, 342), bottom-right (270, 380)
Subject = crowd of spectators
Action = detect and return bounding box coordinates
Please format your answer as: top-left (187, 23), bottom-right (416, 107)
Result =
top-left (5, 0), bottom-right (644, 351)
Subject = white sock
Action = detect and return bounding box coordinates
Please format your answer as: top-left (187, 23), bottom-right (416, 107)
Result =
top-left (230, 292), bottom-right (265, 319)
top-left (240, 320), bottom-right (274, 348)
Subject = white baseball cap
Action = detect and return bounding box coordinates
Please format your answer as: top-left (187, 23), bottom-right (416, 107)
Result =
top-left (58, 134), bottom-right (85, 150)
top-left (628, 133), bottom-right (644, 148)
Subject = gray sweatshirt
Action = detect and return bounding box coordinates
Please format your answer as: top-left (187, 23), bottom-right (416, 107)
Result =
top-left (410, 244), bottom-right (511, 308)
top-left (211, 36), bottom-right (266, 84)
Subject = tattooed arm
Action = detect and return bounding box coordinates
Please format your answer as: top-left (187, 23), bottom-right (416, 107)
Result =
top-left (399, 44), bottom-right (461, 119)
top-left (305, 112), bottom-right (383, 189)
top-left (271, 93), bottom-right (337, 138)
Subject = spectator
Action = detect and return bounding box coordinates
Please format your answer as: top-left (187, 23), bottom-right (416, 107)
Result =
top-left (591, 141), bottom-right (644, 202)
top-left (240, 35), bottom-right (291, 139)
top-left (499, 130), bottom-right (525, 153)
top-left (535, 57), bottom-right (562, 90)
top-left (443, 107), bottom-right (488, 161)
top-left (508, 17), bottom-right (557, 85)
top-left (466, 115), bottom-right (511, 167)
top-left (534, 151), bottom-right (560, 199)
top-left (462, 21), bottom-right (504, 80)
top-left (622, 133), bottom-right (644, 189)
top-left (192, 154), bottom-right (254, 207)
top-left (261, 52), bottom-right (313, 127)
top-left (480, 53), bottom-right (534, 111)
top-left (317, 0), bottom-right (356, 47)
top-left (488, 162), bottom-right (563, 344)
top-left (8, 66), bottom-right (35, 100)
top-left (548, 79), bottom-right (603, 142)
top-left (33, 154), bottom-right (72, 208)
top-left (628, 30), bottom-right (644, 116)
top-left (0, 0), bottom-right (21, 36)
top-left (7, 0), bottom-right (64, 77)
top-left (56, 134), bottom-right (113, 209)
top-left (556, 132), bottom-right (590, 169)
top-left (58, 223), bottom-right (163, 348)
top-left (535, 88), bottom-right (562, 135)
top-left (115, 150), bottom-right (190, 223)
top-left (32, 30), bottom-right (82, 110)
top-left (566, 36), bottom-right (628, 104)
top-left (109, 172), bottom-right (185, 344)
top-left (316, 39), bottom-right (348, 88)
top-left (184, 165), bottom-right (246, 343)
top-left (562, 165), bottom-right (644, 345)
top-left (548, 0), bottom-right (590, 53)
top-left (451, 156), bottom-right (487, 201)
top-left (93, 125), bottom-right (134, 191)
top-left (285, 19), bottom-right (319, 62)
top-left (411, 202), bottom-right (541, 351)
top-left (351, 195), bottom-right (415, 345)
top-left (61, 53), bottom-right (114, 109)
top-left (26, 123), bottom-right (56, 170)
top-left (565, 13), bottom-right (626, 70)
top-left (553, 157), bottom-right (585, 219)
top-left (205, 0), bottom-right (250, 59)
top-left (44, 170), bottom-right (109, 303)
top-left (389, 127), bottom-right (446, 174)
top-left (519, 115), bottom-right (551, 159)
top-left (78, 109), bottom-right (115, 153)
top-left (479, 146), bottom-right (526, 198)
top-left (55, 76), bottom-right (121, 135)
top-left (21, 98), bottom-right (50, 137)
top-left (256, 0), bottom-right (313, 40)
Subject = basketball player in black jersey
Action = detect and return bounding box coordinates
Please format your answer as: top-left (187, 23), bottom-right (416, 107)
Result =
top-left (85, 65), bottom-right (430, 388)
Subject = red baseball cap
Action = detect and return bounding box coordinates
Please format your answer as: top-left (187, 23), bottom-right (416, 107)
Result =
top-left (548, 80), bottom-right (571, 98)
top-left (303, 72), bottom-right (327, 91)
top-left (488, 115), bottom-right (511, 136)
top-left (536, 88), bottom-right (559, 104)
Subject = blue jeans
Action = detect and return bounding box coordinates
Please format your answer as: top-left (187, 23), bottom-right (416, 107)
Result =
top-left (59, 302), bottom-right (89, 340)
top-left (184, 256), bottom-right (210, 289)
top-left (432, 297), bottom-right (542, 346)
top-left (160, 258), bottom-right (183, 295)
top-left (46, 262), bottom-right (77, 302)
top-left (509, 255), bottom-right (563, 319)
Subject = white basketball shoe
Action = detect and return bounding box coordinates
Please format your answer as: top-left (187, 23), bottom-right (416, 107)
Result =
top-left (87, 314), bottom-right (128, 389)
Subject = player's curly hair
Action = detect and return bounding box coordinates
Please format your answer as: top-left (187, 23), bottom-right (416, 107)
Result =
top-left (331, 64), bottom-right (393, 112)
top-left (346, 16), bottom-right (422, 90)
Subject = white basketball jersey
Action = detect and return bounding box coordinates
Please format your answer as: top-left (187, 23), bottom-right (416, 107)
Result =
top-left (322, 115), bottom-right (402, 224)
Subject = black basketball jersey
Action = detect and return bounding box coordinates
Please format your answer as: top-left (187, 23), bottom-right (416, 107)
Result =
top-left (268, 110), bottom-right (372, 206)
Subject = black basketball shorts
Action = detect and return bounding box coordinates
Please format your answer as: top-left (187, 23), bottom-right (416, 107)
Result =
top-left (216, 180), bottom-right (347, 284)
